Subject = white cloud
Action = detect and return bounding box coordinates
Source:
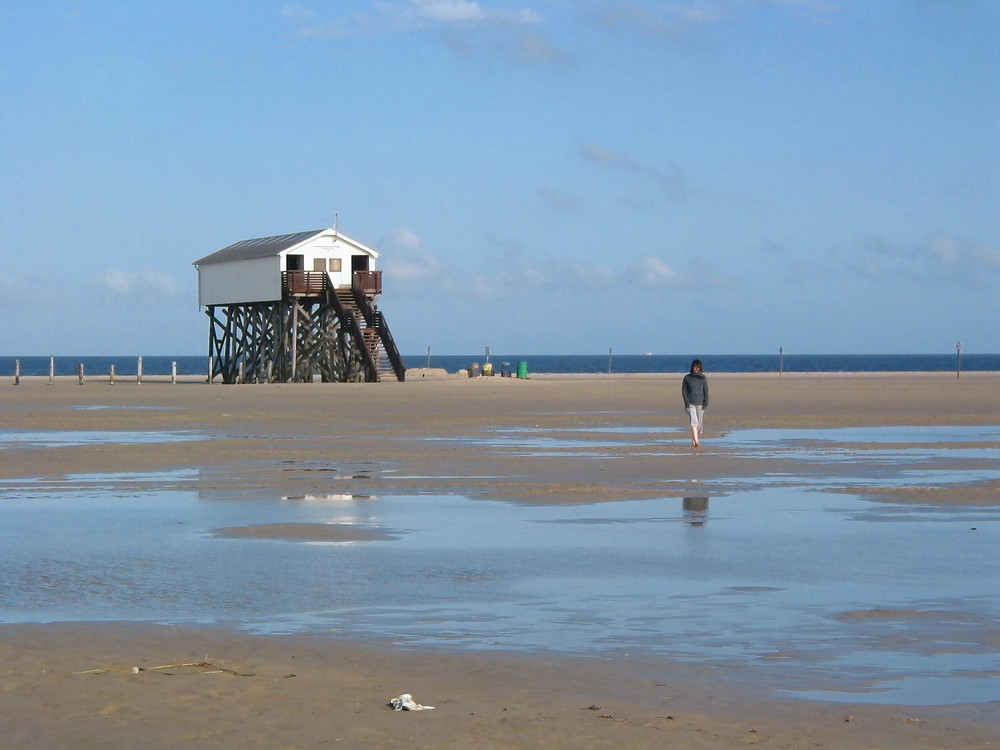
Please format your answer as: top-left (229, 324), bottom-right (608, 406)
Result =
top-left (378, 226), bottom-right (734, 297)
top-left (592, 0), bottom-right (842, 42)
top-left (538, 187), bottom-right (582, 210)
top-left (578, 139), bottom-right (689, 199)
top-left (280, 1), bottom-right (563, 64)
top-left (852, 233), bottom-right (1000, 284)
top-left (379, 227), bottom-right (451, 285)
top-left (279, 4), bottom-right (316, 24)
top-left (409, 0), bottom-right (489, 24)
top-left (630, 255), bottom-right (687, 287)
top-left (99, 269), bottom-right (183, 299)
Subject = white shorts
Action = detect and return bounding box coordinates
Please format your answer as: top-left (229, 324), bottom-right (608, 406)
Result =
top-left (687, 405), bottom-right (704, 431)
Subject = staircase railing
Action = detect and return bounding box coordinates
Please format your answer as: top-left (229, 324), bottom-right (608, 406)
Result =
top-left (327, 282), bottom-right (378, 381)
top-left (351, 278), bottom-right (406, 382)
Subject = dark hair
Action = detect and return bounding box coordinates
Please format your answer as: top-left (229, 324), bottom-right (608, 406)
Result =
top-left (691, 359), bottom-right (703, 370)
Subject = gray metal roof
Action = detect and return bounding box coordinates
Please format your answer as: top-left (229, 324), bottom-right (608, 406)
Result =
top-left (193, 229), bottom-right (324, 266)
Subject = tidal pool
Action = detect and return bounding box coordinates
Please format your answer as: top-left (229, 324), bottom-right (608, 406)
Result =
top-left (0, 479), bottom-right (996, 706)
top-left (0, 429), bottom-right (203, 448)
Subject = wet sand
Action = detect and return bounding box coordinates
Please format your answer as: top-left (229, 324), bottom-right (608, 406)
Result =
top-left (0, 372), bottom-right (998, 748)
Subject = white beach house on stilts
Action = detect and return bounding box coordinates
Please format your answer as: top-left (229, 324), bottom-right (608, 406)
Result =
top-left (193, 228), bottom-right (406, 384)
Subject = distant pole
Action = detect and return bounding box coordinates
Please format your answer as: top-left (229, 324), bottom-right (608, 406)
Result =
top-left (608, 347), bottom-right (613, 375)
top-left (171, 360), bottom-right (177, 385)
top-left (208, 356), bottom-right (213, 384)
top-left (485, 346), bottom-right (490, 364)
top-left (14, 359), bottom-right (20, 385)
top-left (78, 363), bottom-right (84, 385)
top-left (779, 346), bottom-right (784, 379)
top-left (426, 345), bottom-right (431, 369)
top-left (110, 364), bottom-right (116, 385)
top-left (49, 356), bottom-right (54, 385)
top-left (956, 341), bottom-right (962, 379)
top-left (137, 356), bottom-right (143, 385)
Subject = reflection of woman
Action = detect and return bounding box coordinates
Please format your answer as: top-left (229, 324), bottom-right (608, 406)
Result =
top-left (681, 359), bottom-right (709, 447)
top-left (683, 496), bottom-right (709, 526)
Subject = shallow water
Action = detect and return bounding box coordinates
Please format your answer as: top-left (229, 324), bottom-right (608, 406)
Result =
top-left (0, 425), bottom-right (998, 706)
top-left (0, 429), bottom-right (201, 448)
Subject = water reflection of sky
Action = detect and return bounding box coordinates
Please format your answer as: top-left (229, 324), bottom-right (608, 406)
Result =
top-left (454, 425), bottom-right (1000, 461)
top-left (1, 481), bottom-right (997, 706)
top-left (0, 423), bottom-right (998, 707)
top-left (0, 430), bottom-right (203, 448)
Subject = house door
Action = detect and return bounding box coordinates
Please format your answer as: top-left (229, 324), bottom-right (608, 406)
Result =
top-left (286, 254), bottom-right (304, 271)
top-left (351, 255), bottom-right (369, 273)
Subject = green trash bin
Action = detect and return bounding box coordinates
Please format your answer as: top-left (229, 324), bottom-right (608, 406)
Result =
top-left (516, 361), bottom-right (528, 379)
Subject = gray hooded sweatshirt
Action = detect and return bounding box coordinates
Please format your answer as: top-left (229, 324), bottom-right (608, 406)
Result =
top-left (681, 369), bottom-right (709, 409)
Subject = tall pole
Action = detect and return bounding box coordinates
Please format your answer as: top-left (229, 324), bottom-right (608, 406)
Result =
top-left (779, 346), bottom-right (784, 379)
top-left (956, 341), bottom-right (962, 379)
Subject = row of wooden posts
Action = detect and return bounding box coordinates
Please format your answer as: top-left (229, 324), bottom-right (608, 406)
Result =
top-left (10, 357), bottom-right (310, 385)
top-left (11, 357), bottom-right (211, 385)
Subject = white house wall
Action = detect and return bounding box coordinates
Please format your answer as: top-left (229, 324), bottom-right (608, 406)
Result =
top-left (285, 236), bottom-right (378, 289)
top-left (198, 256), bottom-right (281, 306)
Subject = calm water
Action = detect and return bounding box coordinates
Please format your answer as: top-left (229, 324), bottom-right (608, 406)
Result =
top-left (2, 352), bottom-right (998, 376)
top-left (0, 425), bottom-right (998, 706)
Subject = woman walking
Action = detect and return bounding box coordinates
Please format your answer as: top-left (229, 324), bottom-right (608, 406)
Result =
top-left (681, 359), bottom-right (709, 447)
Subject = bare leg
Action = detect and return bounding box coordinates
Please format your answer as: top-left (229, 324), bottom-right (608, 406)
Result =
top-left (688, 406), bottom-right (701, 447)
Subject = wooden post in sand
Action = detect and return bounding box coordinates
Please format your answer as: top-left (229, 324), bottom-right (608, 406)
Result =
top-left (78, 364), bottom-right (84, 385)
top-left (14, 359), bottom-right (20, 385)
top-left (956, 341), bottom-right (962, 379)
top-left (49, 356), bottom-right (55, 385)
top-left (779, 347), bottom-right (784, 379)
top-left (137, 356), bottom-right (143, 385)
top-left (110, 364), bottom-right (116, 385)
top-left (290, 304), bottom-right (298, 383)
top-left (171, 361), bottom-right (177, 385)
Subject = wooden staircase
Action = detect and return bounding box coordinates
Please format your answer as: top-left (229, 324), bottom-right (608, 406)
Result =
top-left (333, 287), bottom-right (405, 382)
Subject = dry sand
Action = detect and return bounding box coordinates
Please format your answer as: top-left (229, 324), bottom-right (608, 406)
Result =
top-left (0, 372), bottom-right (998, 748)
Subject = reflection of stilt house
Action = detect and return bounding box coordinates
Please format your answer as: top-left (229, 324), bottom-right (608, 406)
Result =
top-left (193, 228), bottom-right (405, 384)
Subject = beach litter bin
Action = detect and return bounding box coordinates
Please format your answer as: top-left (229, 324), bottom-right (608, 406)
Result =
top-left (516, 361), bottom-right (528, 379)
top-left (500, 362), bottom-right (511, 377)
top-left (468, 363), bottom-right (480, 378)
top-left (482, 362), bottom-right (493, 376)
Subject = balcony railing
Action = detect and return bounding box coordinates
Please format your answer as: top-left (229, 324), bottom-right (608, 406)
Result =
top-left (354, 270), bottom-right (381, 295)
top-left (282, 270), bottom-right (328, 296)
top-left (282, 270), bottom-right (382, 297)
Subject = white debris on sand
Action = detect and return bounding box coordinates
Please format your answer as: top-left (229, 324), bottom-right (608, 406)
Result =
top-left (388, 693), bottom-right (435, 711)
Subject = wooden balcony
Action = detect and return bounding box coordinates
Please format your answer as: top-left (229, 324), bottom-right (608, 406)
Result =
top-left (283, 271), bottom-right (328, 296)
top-left (283, 269), bottom-right (382, 297)
top-left (355, 270), bottom-right (381, 295)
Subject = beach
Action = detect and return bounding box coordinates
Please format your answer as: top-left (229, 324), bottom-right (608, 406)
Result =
top-left (0, 372), bottom-right (998, 748)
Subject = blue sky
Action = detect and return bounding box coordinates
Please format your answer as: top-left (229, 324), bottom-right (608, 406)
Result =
top-left (1, 0), bottom-right (997, 356)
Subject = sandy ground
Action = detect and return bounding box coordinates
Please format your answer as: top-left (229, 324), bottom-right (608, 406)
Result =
top-left (0, 371), bottom-right (998, 748)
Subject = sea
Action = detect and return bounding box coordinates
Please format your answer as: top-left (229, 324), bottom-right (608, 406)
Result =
top-left (2, 352), bottom-right (997, 377)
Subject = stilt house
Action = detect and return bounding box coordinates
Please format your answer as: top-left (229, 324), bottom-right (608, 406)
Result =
top-left (193, 228), bottom-right (406, 384)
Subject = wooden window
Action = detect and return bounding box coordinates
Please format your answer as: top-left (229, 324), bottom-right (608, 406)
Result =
top-left (329, 258), bottom-right (342, 272)
top-left (312, 258), bottom-right (326, 272)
